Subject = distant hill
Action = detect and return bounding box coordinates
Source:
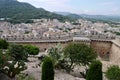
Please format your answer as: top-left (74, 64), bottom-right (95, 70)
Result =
top-left (79, 14), bottom-right (120, 22)
top-left (0, 0), bottom-right (74, 23)
top-left (55, 12), bottom-right (120, 24)
top-left (67, 14), bottom-right (82, 19)
top-left (54, 12), bottom-right (72, 16)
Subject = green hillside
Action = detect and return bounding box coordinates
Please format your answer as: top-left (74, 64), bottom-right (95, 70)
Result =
top-left (0, 0), bottom-right (74, 23)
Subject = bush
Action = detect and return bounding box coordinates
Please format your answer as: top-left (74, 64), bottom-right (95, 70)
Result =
top-left (41, 57), bottom-right (54, 80)
top-left (105, 65), bottom-right (120, 80)
top-left (87, 60), bottom-right (102, 80)
top-left (24, 45), bottom-right (39, 55)
top-left (47, 43), bottom-right (67, 69)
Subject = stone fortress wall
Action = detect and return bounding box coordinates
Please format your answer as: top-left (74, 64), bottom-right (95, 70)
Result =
top-left (6, 35), bottom-right (120, 61)
top-left (110, 37), bottom-right (120, 63)
top-left (90, 40), bottom-right (112, 60)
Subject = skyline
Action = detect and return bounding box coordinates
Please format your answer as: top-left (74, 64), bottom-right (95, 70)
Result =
top-left (18, 0), bottom-right (120, 15)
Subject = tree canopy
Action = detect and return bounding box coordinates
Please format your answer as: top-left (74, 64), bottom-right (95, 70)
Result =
top-left (64, 43), bottom-right (97, 67)
top-left (8, 44), bottom-right (28, 61)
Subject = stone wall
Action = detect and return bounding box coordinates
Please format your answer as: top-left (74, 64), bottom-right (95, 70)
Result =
top-left (15, 40), bottom-right (113, 60)
top-left (110, 41), bottom-right (120, 63)
top-left (90, 40), bottom-right (112, 60)
top-left (9, 36), bottom-right (120, 61)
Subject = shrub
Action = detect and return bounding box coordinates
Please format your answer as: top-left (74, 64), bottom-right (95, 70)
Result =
top-left (24, 45), bottom-right (39, 55)
top-left (105, 65), bottom-right (120, 80)
top-left (87, 60), bottom-right (102, 80)
top-left (47, 43), bottom-right (66, 69)
top-left (41, 57), bottom-right (54, 80)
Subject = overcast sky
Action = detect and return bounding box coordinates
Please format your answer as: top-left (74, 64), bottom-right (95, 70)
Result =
top-left (18, 0), bottom-right (120, 15)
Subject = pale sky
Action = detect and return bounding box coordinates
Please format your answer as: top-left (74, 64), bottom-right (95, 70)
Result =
top-left (18, 0), bottom-right (120, 15)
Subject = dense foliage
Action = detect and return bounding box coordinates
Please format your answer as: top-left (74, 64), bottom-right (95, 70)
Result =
top-left (64, 43), bottom-right (97, 67)
top-left (42, 57), bottom-right (54, 80)
top-left (0, 39), bottom-right (9, 49)
top-left (105, 65), bottom-right (120, 80)
top-left (24, 45), bottom-right (39, 55)
top-left (87, 60), bottom-right (102, 80)
top-left (8, 44), bottom-right (28, 61)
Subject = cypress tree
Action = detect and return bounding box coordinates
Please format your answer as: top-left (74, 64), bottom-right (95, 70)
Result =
top-left (41, 57), bottom-right (54, 80)
top-left (87, 60), bottom-right (102, 80)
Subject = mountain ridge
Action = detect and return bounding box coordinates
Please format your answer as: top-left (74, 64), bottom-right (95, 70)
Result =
top-left (54, 12), bottom-right (120, 23)
top-left (0, 0), bottom-right (74, 23)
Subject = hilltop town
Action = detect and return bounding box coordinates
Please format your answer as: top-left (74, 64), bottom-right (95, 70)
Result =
top-left (0, 19), bottom-right (119, 41)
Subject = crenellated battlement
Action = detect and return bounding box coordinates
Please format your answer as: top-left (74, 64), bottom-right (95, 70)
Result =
top-left (4, 35), bottom-right (114, 43)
